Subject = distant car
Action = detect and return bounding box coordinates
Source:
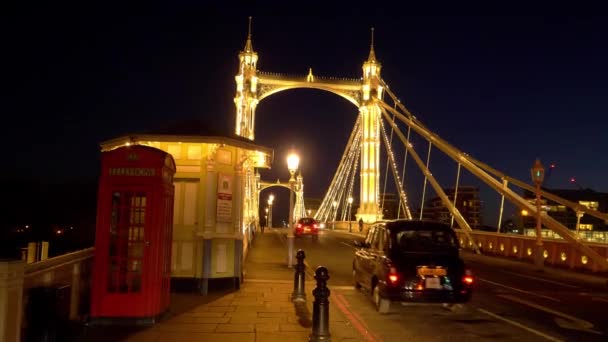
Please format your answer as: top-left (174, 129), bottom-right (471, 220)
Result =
top-left (352, 220), bottom-right (474, 313)
top-left (295, 217), bottom-right (320, 240)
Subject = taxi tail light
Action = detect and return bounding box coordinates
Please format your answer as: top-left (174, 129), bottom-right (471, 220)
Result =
top-left (388, 267), bottom-right (399, 284)
top-left (313, 224), bottom-right (318, 229)
top-left (463, 269), bottom-right (474, 285)
top-left (297, 224), bottom-right (302, 228)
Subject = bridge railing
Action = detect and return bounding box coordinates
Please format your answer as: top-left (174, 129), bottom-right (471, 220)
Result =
top-left (455, 230), bottom-right (608, 273)
top-left (0, 247), bottom-right (94, 341)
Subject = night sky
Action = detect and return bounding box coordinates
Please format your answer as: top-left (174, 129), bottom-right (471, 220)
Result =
top-left (5, 9), bottom-right (608, 227)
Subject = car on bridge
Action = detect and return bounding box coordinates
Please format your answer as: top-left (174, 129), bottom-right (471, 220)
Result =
top-left (352, 219), bottom-right (474, 313)
top-left (295, 217), bottom-right (320, 240)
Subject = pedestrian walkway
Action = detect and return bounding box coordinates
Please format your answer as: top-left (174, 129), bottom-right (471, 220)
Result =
top-left (81, 229), bottom-right (364, 341)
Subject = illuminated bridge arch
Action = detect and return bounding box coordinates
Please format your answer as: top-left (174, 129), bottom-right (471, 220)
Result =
top-left (234, 22), bottom-right (385, 223)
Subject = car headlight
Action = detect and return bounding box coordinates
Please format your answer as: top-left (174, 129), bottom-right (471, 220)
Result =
top-left (320, 222), bottom-right (325, 229)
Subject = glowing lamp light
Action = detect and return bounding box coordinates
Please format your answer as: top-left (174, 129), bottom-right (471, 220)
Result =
top-left (530, 159), bottom-right (545, 185)
top-left (287, 153), bottom-right (300, 173)
top-left (521, 209), bottom-right (529, 216)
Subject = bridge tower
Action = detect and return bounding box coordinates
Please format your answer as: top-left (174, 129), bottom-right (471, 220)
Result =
top-left (234, 17), bottom-right (259, 140)
top-left (233, 20), bottom-right (385, 223)
top-left (357, 28), bottom-right (384, 222)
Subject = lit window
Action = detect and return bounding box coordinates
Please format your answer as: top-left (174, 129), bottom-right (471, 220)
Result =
top-left (579, 201), bottom-right (599, 210)
top-left (578, 224), bottom-right (593, 231)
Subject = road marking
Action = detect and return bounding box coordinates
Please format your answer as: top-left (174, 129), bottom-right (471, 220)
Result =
top-left (341, 241), bottom-right (357, 249)
top-left (332, 285), bottom-right (357, 291)
top-left (479, 278), bottom-right (560, 302)
top-left (477, 308), bottom-right (564, 342)
top-left (498, 294), bottom-right (601, 335)
top-left (333, 292), bottom-right (382, 342)
top-left (498, 270), bottom-right (579, 288)
top-left (592, 297), bottom-right (608, 303)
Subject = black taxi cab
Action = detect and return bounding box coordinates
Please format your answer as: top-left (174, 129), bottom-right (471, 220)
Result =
top-left (352, 219), bottom-right (474, 313)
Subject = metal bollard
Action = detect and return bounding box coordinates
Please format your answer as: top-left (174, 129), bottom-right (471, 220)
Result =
top-left (309, 266), bottom-right (331, 342)
top-left (292, 249), bottom-right (307, 302)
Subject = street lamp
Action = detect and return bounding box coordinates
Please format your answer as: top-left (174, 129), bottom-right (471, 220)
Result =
top-left (347, 196), bottom-right (354, 232)
top-left (531, 159), bottom-right (545, 270)
top-left (332, 201), bottom-right (338, 230)
top-left (307, 209), bottom-right (312, 217)
top-left (287, 152), bottom-right (300, 268)
top-left (268, 194), bottom-right (275, 229)
top-left (264, 207), bottom-right (269, 233)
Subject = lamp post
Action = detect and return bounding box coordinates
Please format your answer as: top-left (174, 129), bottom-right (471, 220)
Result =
top-left (264, 207), bottom-right (269, 230)
top-left (287, 152), bottom-right (300, 268)
top-left (307, 209), bottom-right (312, 217)
top-left (531, 159), bottom-right (545, 270)
top-left (575, 211), bottom-right (584, 240)
top-left (332, 201), bottom-right (338, 230)
top-left (347, 196), bottom-right (353, 232)
top-left (268, 194), bottom-right (274, 229)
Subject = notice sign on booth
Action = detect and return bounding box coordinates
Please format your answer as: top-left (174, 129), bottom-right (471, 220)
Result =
top-left (217, 173), bottom-right (233, 224)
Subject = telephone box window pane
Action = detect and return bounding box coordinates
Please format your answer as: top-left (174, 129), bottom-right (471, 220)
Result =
top-left (107, 191), bottom-right (146, 293)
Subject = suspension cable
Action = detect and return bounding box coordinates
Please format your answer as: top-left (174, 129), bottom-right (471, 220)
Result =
top-left (497, 178), bottom-right (508, 232)
top-left (419, 141), bottom-right (433, 220)
top-left (381, 102), bottom-right (397, 211)
top-left (379, 111), bottom-right (412, 219)
top-left (396, 123), bottom-right (412, 219)
top-left (451, 163), bottom-right (462, 228)
top-left (316, 116), bottom-right (362, 223)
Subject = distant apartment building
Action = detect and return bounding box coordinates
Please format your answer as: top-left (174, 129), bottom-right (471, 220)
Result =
top-left (418, 186), bottom-right (481, 229)
top-left (521, 188), bottom-right (608, 237)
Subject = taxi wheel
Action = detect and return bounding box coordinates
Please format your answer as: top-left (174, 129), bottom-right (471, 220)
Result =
top-left (373, 285), bottom-right (390, 314)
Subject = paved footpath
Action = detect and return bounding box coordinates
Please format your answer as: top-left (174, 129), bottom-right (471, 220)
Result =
top-left (85, 229), bottom-right (365, 341)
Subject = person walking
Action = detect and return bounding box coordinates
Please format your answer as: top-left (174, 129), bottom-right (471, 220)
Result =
top-left (358, 218), bottom-right (364, 233)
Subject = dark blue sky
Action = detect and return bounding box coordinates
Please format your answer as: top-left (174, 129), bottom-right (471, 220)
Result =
top-left (5, 9), bottom-right (608, 225)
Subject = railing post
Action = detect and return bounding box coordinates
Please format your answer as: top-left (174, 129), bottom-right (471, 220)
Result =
top-left (292, 249), bottom-right (306, 302)
top-left (309, 266), bottom-right (331, 342)
top-left (0, 260), bottom-right (25, 342)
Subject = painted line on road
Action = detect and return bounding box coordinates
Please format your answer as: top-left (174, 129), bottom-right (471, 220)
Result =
top-left (341, 241), bottom-right (357, 249)
top-left (333, 291), bottom-right (382, 342)
top-left (479, 278), bottom-right (561, 302)
top-left (498, 270), bottom-right (579, 288)
top-left (498, 294), bottom-right (601, 335)
top-left (477, 308), bottom-right (564, 342)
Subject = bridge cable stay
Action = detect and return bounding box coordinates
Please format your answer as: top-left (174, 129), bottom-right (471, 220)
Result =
top-left (496, 178), bottom-right (508, 233)
top-left (396, 123), bottom-right (412, 219)
top-left (337, 138), bottom-right (359, 221)
top-left (341, 146), bottom-right (360, 221)
top-left (330, 123), bottom-right (360, 223)
top-left (315, 116), bottom-right (362, 224)
top-left (378, 99), bottom-right (608, 269)
top-left (418, 141), bottom-right (433, 220)
top-left (379, 105), bottom-right (482, 255)
top-left (377, 111), bottom-right (413, 219)
top-left (315, 117), bottom-right (359, 221)
top-left (331, 123), bottom-right (360, 221)
top-left (450, 163), bottom-right (462, 229)
top-left (381, 102), bottom-right (398, 213)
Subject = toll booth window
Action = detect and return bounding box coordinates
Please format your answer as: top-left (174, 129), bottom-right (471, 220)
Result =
top-left (108, 191), bottom-right (146, 293)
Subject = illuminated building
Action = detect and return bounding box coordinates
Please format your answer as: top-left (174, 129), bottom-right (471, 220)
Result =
top-left (100, 120), bottom-right (273, 293)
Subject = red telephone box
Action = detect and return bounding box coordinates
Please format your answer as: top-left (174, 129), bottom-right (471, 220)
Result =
top-left (90, 145), bottom-right (175, 323)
